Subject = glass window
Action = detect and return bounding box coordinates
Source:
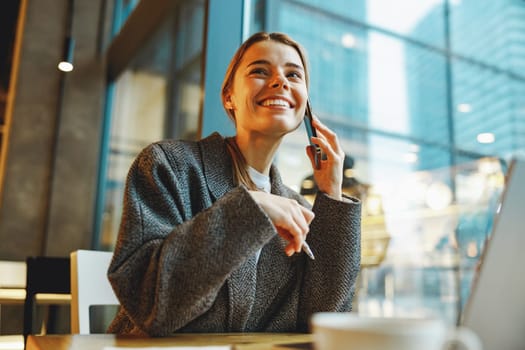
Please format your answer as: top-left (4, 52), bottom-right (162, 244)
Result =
top-left (266, 1), bottom-right (454, 181)
top-left (291, 0), bottom-right (446, 48)
top-left (111, 0), bottom-right (141, 36)
top-left (99, 1), bottom-right (205, 249)
top-left (246, 0), bottom-right (265, 33)
top-left (168, 2), bottom-right (206, 140)
top-left (250, 0), bottom-right (523, 323)
top-left (452, 60), bottom-right (525, 158)
top-left (278, 4), bottom-right (369, 127)
top-left (450, 0), bottom-right (525, 76)
top-left (101, 19), bottom-right (172, 248)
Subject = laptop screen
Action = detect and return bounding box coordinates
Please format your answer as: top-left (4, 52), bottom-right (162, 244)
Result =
top-left (461, 158), bottom-right (525, 349)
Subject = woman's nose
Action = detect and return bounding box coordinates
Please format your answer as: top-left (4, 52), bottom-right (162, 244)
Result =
top-left (270, 74), bottom-right (289, 89)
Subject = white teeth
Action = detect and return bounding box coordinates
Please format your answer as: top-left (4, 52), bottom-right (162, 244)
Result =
top-left (261, 99), bottom-right (290, 107)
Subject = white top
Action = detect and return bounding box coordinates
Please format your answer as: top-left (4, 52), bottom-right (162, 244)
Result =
top-left (247, 166), bottom-right (271, 193)
top-left (247, 166), bottom-right (271, 263)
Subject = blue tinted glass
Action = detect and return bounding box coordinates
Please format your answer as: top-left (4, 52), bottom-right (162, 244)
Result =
top-left (293, 0), bottom-right (446, 47)
top-left (111, 0), bottom-right (140, 36)
top-left (452, 60), bottom-right (525, 157)
top-left (100, 1), bottom-right (206, 249)
top-left (450, 0), bottom-right (525, 77)
top-left (244, 0), bottom-right (516, 325)
top-left (277, 2), bottom-right (449, 143)
top-left (277, 4), bottom-right (368, 126)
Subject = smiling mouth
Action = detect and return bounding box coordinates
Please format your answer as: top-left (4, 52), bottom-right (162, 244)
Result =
top-left (259, 98), bottom-right (293, 108)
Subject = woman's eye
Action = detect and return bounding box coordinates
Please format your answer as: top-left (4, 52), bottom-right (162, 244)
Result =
top-left (250, 68), bottom-right (268, 75)
top-left (287, 71), bottom-right (303, 80)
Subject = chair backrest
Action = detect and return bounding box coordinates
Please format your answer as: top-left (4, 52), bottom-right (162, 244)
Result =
top-left (70, 249), bottom-right (119, 334)
top-left (0, 260), bottom-right (26, 306)
top-left (24, 256), bottom-right (71, 339)
top-left (0, 260), bottom-right (26, 288)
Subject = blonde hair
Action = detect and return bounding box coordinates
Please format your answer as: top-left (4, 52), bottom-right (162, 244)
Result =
top-left (225, 137), bottom-right (258, 190)
top-left (221, 32), bottom-right (310, 190)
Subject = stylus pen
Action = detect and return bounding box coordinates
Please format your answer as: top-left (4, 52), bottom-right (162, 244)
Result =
top-left (302, 241), bottom-right (315, 260)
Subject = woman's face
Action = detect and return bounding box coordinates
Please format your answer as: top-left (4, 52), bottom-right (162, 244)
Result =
top-left (225, 40), bottom-right (308, 140)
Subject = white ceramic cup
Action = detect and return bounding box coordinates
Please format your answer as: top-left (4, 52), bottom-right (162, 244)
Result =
top-left (310, 312), bottom-right (482, 350)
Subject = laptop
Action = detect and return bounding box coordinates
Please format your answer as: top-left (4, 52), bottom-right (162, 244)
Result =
top-left (461, 158), bottom-right (525, 349)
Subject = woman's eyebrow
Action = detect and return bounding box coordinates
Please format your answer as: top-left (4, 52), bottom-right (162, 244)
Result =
top-left (247, 59), bottom-right (304, 71)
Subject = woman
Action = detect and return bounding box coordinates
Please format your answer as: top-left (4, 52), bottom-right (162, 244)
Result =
top-left (107, 32), bottom-right (361, 336)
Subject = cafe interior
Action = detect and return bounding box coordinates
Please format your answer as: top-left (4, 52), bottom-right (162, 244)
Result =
top-left (0, 0), bottom-right (524, 349)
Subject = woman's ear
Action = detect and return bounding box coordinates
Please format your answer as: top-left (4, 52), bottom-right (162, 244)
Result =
top-left (224, 93), bottom-right (235, 110)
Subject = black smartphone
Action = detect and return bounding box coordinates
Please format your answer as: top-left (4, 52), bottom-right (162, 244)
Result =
top-left (304, 100), bottom-right (321, 169)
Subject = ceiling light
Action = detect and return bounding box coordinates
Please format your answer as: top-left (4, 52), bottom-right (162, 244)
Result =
top-left (403, 152), bottom-right (418, 163)
top-left (58, 37), bottom-right (75, 72)
top-left (457, 103), bottom-right (472, 113)
top-left (477, 133), bottom-right (495, 144)
top-left (341, 33), bottom-right (357, 48)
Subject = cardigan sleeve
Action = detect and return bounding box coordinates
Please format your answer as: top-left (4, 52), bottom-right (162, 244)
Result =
top-left (107, 143), bottom-right (277, 336)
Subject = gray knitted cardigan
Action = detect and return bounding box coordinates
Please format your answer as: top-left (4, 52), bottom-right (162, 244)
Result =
top-left (107, 132), bottom-right (361, 336)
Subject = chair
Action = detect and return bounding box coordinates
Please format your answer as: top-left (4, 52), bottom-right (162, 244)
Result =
top-left (23, 256), bottom-right (71, 342)
top-left (0, 335), bottom-right (24, 350)
top-left (0, 260), bottom-right (26, 289)
top-left (0, 261), bottom-right (25, 347)
top-left (70, 250), bottom-right (119, 334)
top-left (0, 260), bottom-right (26, 306)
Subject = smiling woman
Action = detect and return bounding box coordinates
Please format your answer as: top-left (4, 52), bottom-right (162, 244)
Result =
top-left (225, 40), bottom-right (307, 143)
top-left (221, 33), bottom-right (309, 189)
top-left (106, 32), bottom-right (362, 337)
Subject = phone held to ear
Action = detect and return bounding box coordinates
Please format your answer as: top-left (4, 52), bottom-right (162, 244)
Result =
top-left (304, 100), bottom-right (321, 169)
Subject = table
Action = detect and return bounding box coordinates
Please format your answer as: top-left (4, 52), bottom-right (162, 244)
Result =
top-left (26, 333), bottom-right (313, 350)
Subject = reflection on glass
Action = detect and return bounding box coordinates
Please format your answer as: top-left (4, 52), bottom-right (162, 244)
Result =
top-left (356, 157), bottom-right (505, 324)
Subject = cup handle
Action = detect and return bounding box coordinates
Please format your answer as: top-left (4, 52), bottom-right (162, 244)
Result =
top-left (444, 326), bottom-right (483, 350)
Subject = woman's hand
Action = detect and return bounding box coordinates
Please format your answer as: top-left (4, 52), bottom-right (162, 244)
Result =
top-left (306, 115), bottom-right (345, 200)
top-left (249, 191), bottom-right (314, 256)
